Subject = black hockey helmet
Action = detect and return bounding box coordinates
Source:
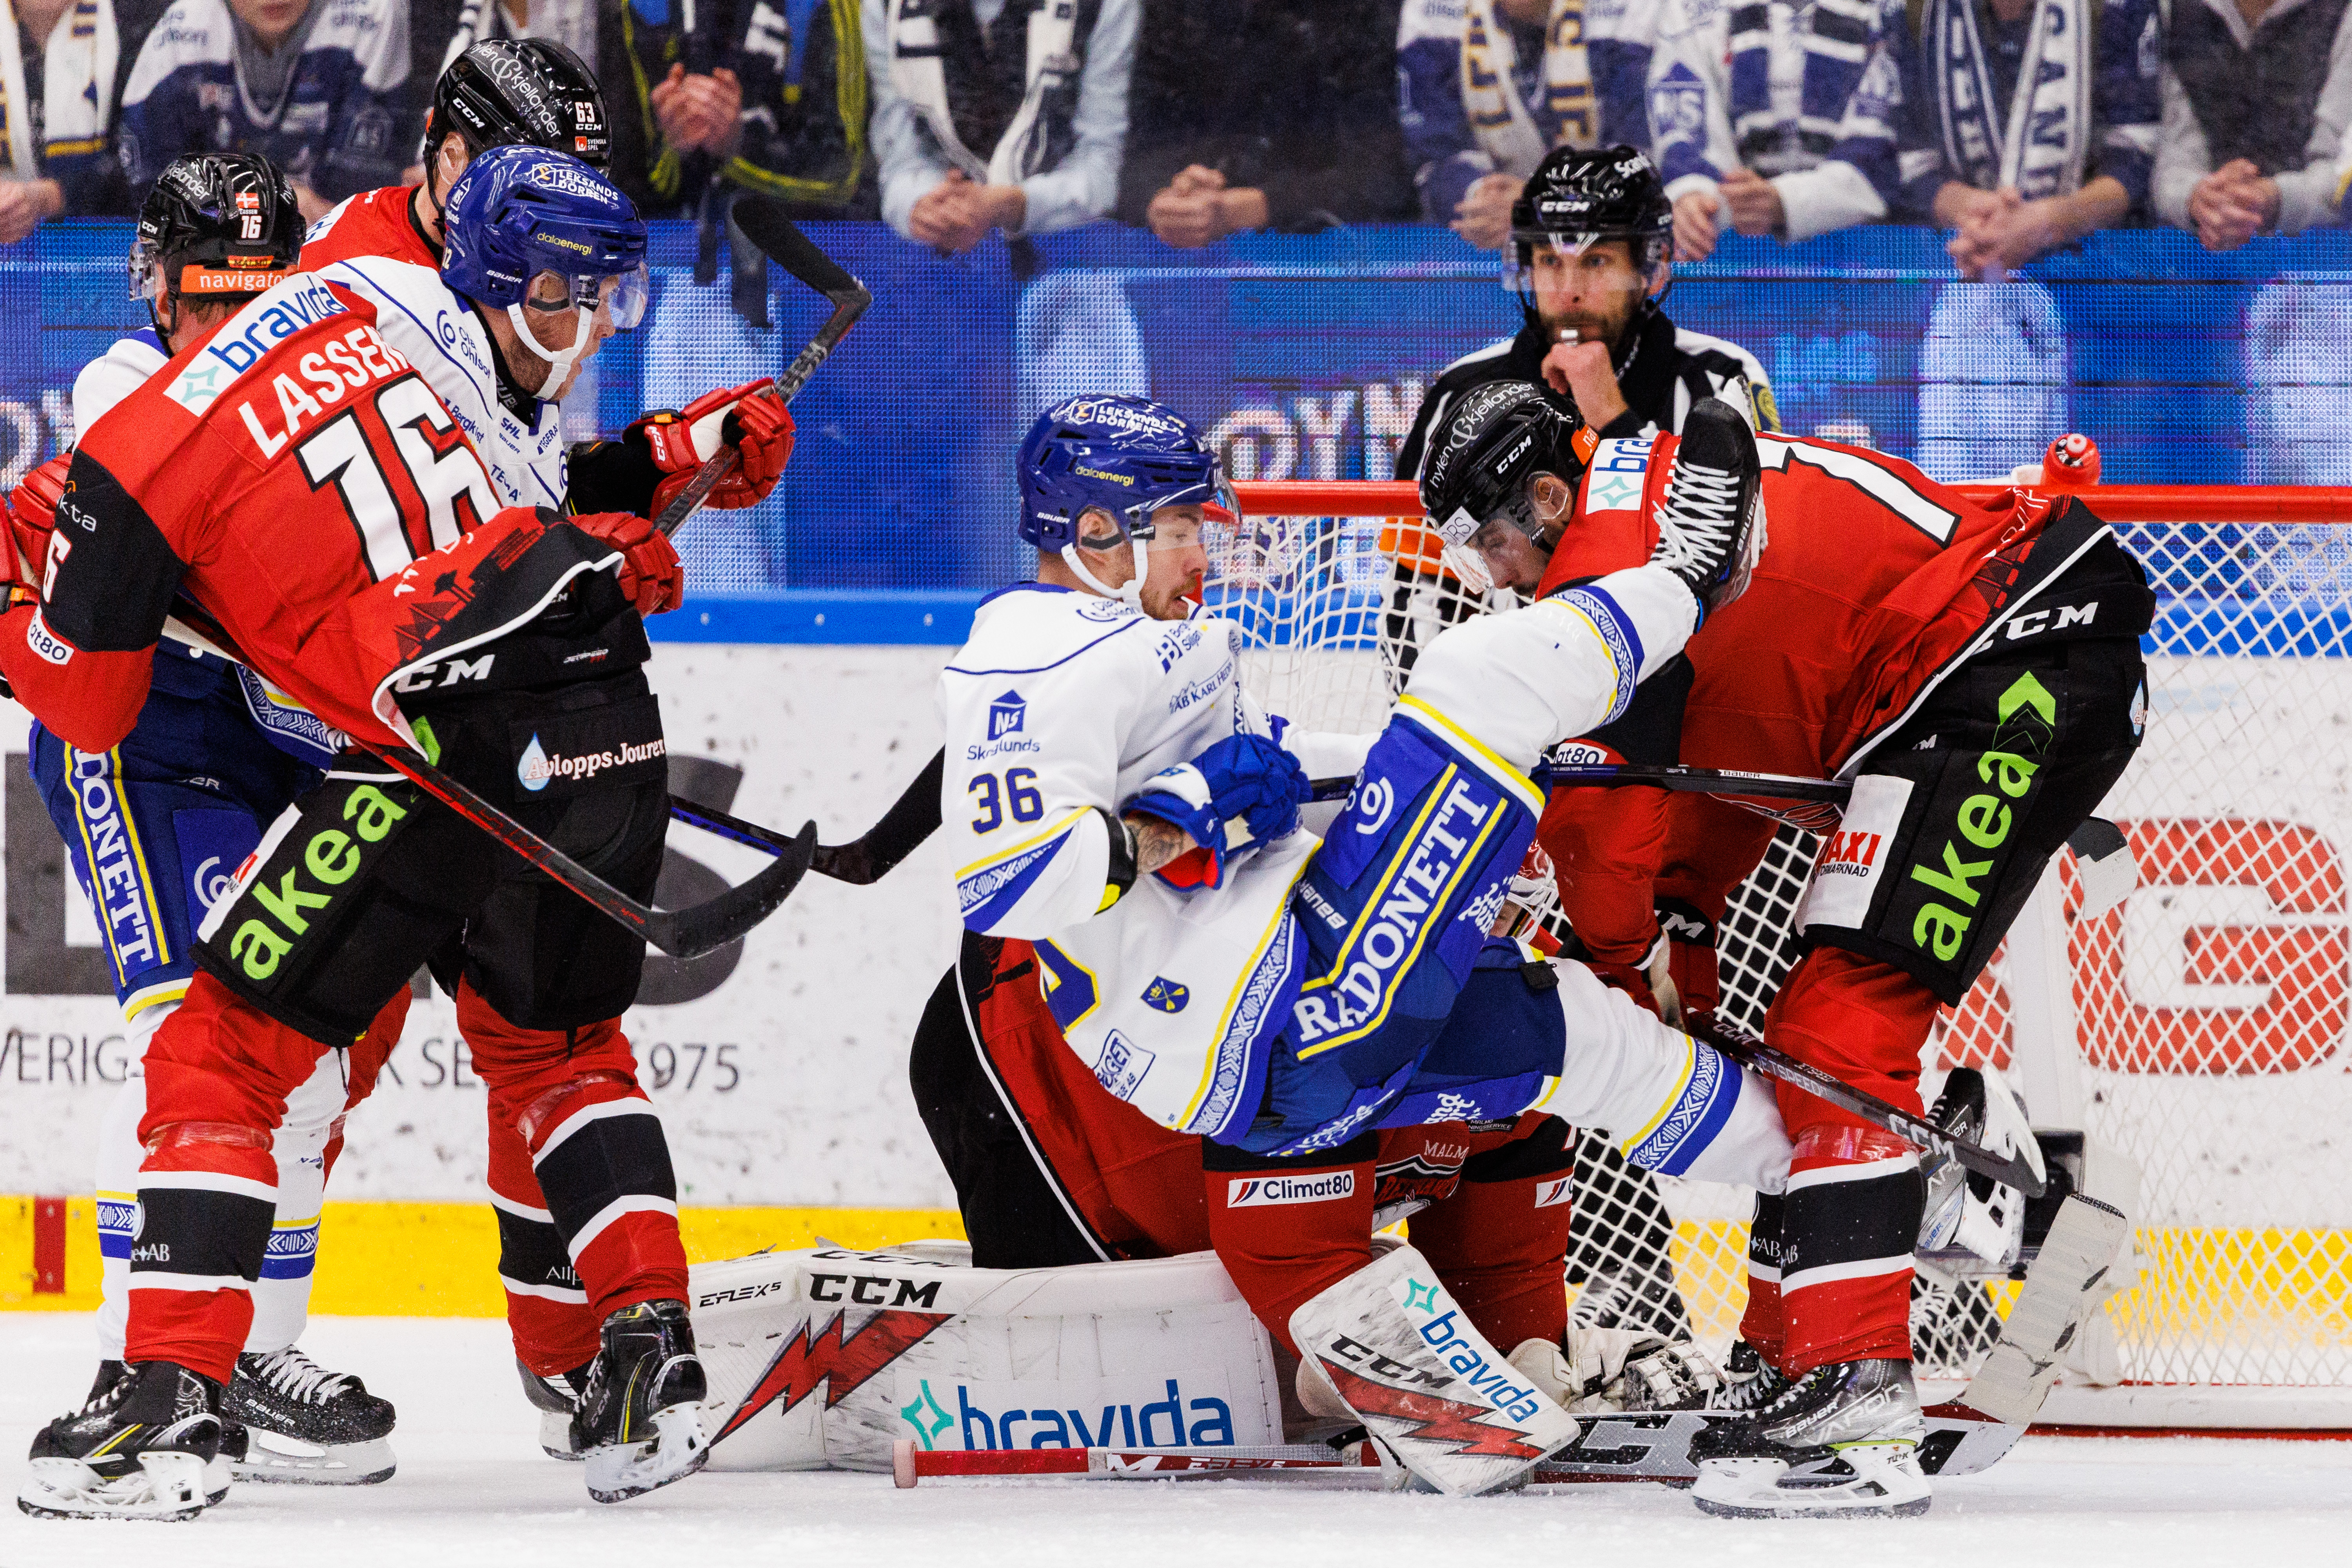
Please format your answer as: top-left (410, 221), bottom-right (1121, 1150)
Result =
top-left (429, 38), bottom-right (610, 170)
top-left (1419, 381), bottom-right (1590, 553)
top-left (1509, 144), bottom-right (1673, 278)
top-left (131, 152), bottom-right (302, 312)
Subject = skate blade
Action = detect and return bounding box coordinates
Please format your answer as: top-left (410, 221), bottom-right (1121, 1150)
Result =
top-left (18, 1452), bottom-right (212, 1521)
top-left (584, 1405), bottom-right (709, 1504)
top-left (540, 1410), bottom-right (586, 1463)
top-left (1692, 1446), bottom-right (1932, 1519)
top-left (234, 1434), bottom-right (396, 1486)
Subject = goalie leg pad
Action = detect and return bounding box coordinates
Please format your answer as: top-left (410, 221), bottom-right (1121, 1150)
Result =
top-left (1288, 1243), bottom-right (1576, 1497)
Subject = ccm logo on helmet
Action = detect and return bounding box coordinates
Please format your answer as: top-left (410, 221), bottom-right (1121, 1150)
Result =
top-left (1227, 1171), bottom-right (1356, 1207)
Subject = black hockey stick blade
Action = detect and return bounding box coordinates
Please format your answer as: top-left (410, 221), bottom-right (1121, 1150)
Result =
top-left (365, 742), bottom-right (817, 959)
top-left (655, 205), bottom-right (871, 539)
top-left (730, 196), bottom-right (872, 402)
top-left (1689, 1013), bottom-right (2048, 1196)
top-left (671, 749), bottom-right (946, 886)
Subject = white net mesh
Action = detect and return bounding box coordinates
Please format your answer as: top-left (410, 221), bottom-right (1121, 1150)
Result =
top-left (1209, 505), bottom-right (2352, 1411)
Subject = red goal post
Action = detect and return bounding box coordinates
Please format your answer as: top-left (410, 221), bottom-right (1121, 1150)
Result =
top-left (1226, 477), bottom-right (2352, 1430)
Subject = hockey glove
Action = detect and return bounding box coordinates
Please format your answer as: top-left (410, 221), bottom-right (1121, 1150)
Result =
top-left (4, 452), bottom-right (67, 606)
top-left (1123, 732), bottom-right (1311, 889)
top-left (627, 378), bottom-right (795, 515)
top-left (570, 510), bottom-right (685, 617)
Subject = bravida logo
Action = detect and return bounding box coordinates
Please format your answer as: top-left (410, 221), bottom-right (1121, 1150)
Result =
top-left (898, 1374), bottom-right (1237, 1453)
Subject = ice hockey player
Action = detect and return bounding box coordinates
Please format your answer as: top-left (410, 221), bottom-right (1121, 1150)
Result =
top-left (14, 151), bottom-right (404, 1497)
top-left (299, 45), bottom-right (795, 1445)
top-left (7, 146), bottom-right (718, 1521)
top-left (1420, 380), bottom-right (2153, 1515)
top-left (929, 390), bottom-right (1791, 1494)
top-left (302, 37), bottom-right (610, 272)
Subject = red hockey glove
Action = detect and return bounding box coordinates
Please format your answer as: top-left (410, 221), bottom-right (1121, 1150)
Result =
top-left (5, 452), bottom-right (69, 603)
top-left (628, 378), bottom-right (795, 516)
top-left (570, 510), bottom-right (685, 617)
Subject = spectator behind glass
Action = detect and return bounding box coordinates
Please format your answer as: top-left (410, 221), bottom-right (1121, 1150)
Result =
top-left (1397, 0), bottom-right (1634, 249)
top-left (118, 0), bottom-right (408, 219)
top-left (1892, 0), bottom-right (2162, 275)
top-left (2154, 0), bottom-right (2352, 248)
top-left (1641, 0), bottom-right (1909, 260)
top-left (408, 0), bottom-right (602, 181)
top-left (0, 0), bottom-right (157, 239)
top-left (1120, 0), bottom-right (1414, 247)
top-left (864, 0), bottom-right (1136, 254)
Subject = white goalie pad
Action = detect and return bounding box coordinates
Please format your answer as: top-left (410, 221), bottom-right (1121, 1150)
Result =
top-left (689, 1243), bottom-right (1285, 1472)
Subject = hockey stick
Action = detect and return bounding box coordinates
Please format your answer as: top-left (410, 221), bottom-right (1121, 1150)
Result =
top-left (773, 751), bottom-right (1852, 889)
top-left (651, 198), bottom-right (872, 540)
top-left (1688, 1013), bottom-right (2049, 1196)
top-left (888, 1412), bottom-right (2023, 1490)
top-left (363, 742), bottom-right (817, 960)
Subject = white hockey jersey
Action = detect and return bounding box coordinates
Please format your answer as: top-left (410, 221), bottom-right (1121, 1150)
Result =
top-left (307, 256), bottom-right (568, 510)
top-left (940, 564), bottom-right (1698, 1142)
top-left (941, 586), bottom-right (1367, 1140)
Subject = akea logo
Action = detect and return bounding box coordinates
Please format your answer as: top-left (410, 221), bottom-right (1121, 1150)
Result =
top-left (897, 1376), bottom-right (1236, 1453)
top-left (1906, 671), bottom-right (2055, 965)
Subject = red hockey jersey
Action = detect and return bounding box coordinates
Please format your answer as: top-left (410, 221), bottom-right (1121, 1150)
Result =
top-left (0, 275), bottom-right (615, 755)
top-left (1529, 432), bottom-right (2058, 979)
top-left (299, 184), bottom-right (439, 270)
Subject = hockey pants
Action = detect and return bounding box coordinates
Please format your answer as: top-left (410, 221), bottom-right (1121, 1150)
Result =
top-left (124, 672), bottom-right (681, 1383)
top-left (914, 933), bottom-right (1781, 1356)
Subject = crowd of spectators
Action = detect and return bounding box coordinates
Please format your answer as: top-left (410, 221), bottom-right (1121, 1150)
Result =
top-left (0, 0), bottom-right (2341, 263)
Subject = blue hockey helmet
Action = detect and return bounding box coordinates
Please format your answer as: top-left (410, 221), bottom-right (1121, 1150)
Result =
top-left (1016, 396), bottom-right (1233, 548)
top-left (442, 144), bottom-right (648, 389)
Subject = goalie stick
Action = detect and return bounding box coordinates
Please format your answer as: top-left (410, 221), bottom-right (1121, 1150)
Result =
top-left (886, 1408), bottom-right (2024, 1489)
top-left (1956, 1193), bottom-right (2134, 1425)
top-left (1689, 1013), bottom-right (2050, 1196)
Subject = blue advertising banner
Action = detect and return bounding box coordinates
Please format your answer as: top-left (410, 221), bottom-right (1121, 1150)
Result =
top-left (13, 220), bottom-right (2351, 641)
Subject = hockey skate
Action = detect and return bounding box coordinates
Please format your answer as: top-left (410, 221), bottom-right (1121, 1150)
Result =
top-left (19, 1359), bottom-right (224, 1521)
top-left (1649, 396), bottom-right (1766, 609)
top-left (1689, 1358), bottom-right (1932, 1518)
top-left (224, 1345), bottom-right (397, 1484)
top-left (1704, 1341), bottom-right (1793, 1414)
top-left (572, 1298), bottom-right (710, 1503)
top-left (519, 1357), bottom-right (592, 1461)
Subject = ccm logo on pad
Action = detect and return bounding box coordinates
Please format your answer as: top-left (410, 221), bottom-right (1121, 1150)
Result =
top-left (1228, 1171), bottom-right (1356, 1207)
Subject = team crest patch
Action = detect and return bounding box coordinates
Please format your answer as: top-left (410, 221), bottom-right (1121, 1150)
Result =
top-left (1142, 976), bottom-right (1190, 1013)
top-left (989, 690), bottom-right (1026, 739)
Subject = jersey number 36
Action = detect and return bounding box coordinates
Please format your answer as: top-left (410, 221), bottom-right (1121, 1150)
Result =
top-left (969, 767), bottom-right (1044, 833)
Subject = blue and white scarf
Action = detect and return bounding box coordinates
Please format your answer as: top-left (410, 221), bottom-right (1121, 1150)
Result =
top-left (1728, 0), bottom-right (1882, 168)
top-left (1924, 0), bottom-right (2091, 198)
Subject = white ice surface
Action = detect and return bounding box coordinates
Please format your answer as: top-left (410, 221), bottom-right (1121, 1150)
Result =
top-left (5, 1313), bottom-right (2352, 1567)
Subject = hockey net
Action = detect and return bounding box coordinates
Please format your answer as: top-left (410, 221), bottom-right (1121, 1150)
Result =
top-left (1217, 477), bottom-right (2352, 1428)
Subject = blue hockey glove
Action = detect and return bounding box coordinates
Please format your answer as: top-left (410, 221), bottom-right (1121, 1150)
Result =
top-left (1123, 732), bottom-right (1312, 888)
